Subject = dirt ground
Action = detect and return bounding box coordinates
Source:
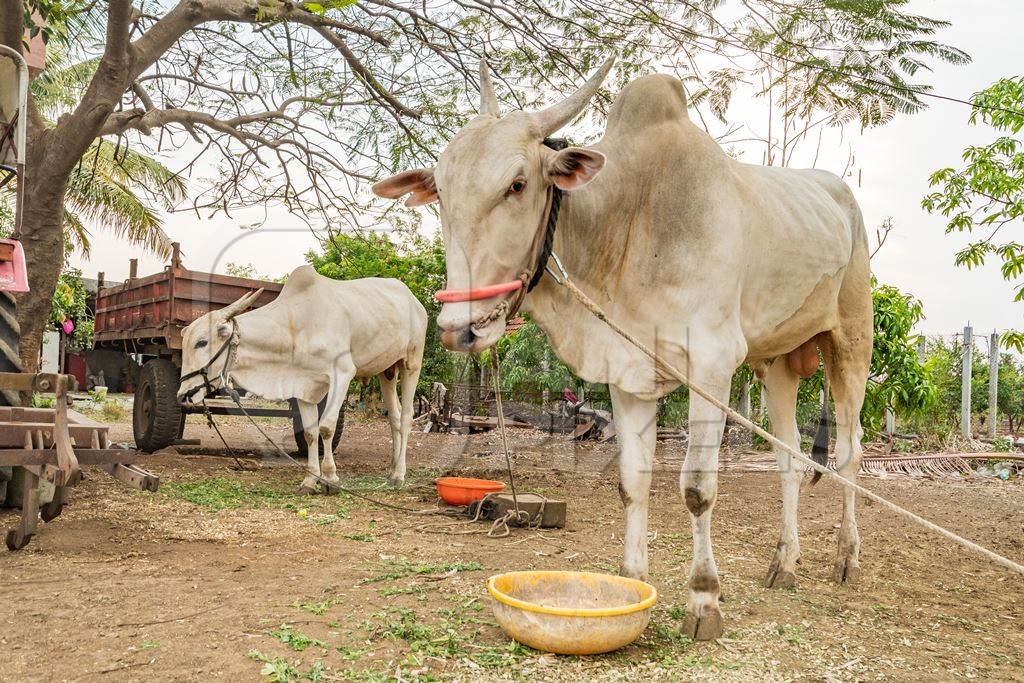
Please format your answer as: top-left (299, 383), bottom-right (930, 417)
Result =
top-left (2, 408), bottom-right (1023, 682)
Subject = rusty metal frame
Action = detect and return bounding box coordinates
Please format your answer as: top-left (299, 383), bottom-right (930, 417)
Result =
top-left (93, 244), bottom-right (283, 355)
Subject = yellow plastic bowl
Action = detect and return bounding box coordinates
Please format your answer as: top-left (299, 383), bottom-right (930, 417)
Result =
top-left (487, 570), bottom-right (657, 655)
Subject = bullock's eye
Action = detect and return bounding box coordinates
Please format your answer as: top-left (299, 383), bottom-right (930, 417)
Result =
top-left (194, 339), bottom-right (208, 349)
top-left (507, 178), bottom-right (527, 196)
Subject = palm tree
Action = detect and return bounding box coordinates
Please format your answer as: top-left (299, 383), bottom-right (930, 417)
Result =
top-left (1, 49), bottom-right (182, 258)
top-left (61, 138), bottom-right (183, 257)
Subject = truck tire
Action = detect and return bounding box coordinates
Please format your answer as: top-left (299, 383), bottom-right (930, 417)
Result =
top-left (134, 358), bottom-right (183, 452)
top-left (0, 291), bottom-right (20, 504)
top-left (290, 397), bottom-right (344, 459)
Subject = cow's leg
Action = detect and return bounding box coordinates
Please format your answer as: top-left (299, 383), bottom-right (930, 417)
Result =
top-left (378, 366), bottom-right (403, 488)
top-left (680, 365), bottom-right (733, 641)
top-left (819, 251), bottom-right (873, 583)
top-left (392, 360), bottom-right (421, 487)
top-left (318, 369), bottom-right (353, 494)
top-left (762, 359), bottom-right (803, 589)
top-left (609, 386), bottom-right (657, 581)
top-left (296, 399), bottom-right (322, 494)
top-left (821, 326), bottom-right (871, 584)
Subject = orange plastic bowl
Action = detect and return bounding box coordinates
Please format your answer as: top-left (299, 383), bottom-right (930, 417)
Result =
top-left (435, 477), bottom-right (505, 506)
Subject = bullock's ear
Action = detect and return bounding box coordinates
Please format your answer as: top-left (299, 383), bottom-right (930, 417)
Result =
top-left (372, 169), bottom-right (438, 207)
top-left (216, 322), bottom-right (232, 338)
top-left (547, 147), bottom-right (605, 191)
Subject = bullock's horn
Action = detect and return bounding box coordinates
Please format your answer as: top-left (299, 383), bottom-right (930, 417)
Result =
top-left (221, 288), bottom-right (265, 321)
top-left (479, 59), bottom-right (500, 116)
top-left (532, 56), bottom-right (615, 136)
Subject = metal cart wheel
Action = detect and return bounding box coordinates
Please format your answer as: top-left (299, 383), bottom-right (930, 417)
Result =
top-left (134, 358), bottom-right (183, 452)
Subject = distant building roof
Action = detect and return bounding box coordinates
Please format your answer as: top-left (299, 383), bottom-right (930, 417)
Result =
top-left (504, 316), bottom-right (526, 335)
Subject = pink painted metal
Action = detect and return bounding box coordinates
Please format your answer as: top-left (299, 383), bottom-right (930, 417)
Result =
top-left (0, 239), bottom-right (29, 292)
top-left (435, 279), bottom-right (522, 303)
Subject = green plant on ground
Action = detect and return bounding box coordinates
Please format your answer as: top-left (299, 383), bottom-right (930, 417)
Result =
top-left (160, 477), bottom-right (335, 512)
top-left (292, 598), bottom-right (342, 616)
top-left (247, 650), bottom-right (324, 682)
top-left (358, 557), bottom-right (484, 585)
top-left (992, 436), bottom-right (1014, 452)
top-left (345, 533), bottom-right (374, 543)
top-left (267, 625), bottom-right (327, 653)
top-left (100, 399), bottom-right (126, 421)
top-left (31, 394), bottom-right (56, 409)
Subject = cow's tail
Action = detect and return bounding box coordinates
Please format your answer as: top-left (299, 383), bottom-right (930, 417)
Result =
top-left (809, 372), bottom-right (831, 485)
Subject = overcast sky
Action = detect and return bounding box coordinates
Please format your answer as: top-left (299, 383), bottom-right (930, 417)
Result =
top-left (71, 0), bottom-right (1022, 339)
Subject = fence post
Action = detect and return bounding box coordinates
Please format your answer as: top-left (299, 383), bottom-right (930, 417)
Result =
top-left (962, 326), bottom-right (973, 440)
top-left (989, 332), bottom-right (999, 441)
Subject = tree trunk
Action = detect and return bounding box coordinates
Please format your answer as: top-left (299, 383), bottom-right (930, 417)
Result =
top-left (15, 161), bottom-right (67, 386)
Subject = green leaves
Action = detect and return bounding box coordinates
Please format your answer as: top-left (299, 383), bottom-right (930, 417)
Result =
top-left (301, 0), bottom-right (358, 15)
top-left (863, 279), bottom-right (935, 431)
top-left (924, 77), bottom-right (1024, 303)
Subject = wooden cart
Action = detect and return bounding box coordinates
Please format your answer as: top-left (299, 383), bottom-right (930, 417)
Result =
top-left (0, 372), bottom-right (158, 550)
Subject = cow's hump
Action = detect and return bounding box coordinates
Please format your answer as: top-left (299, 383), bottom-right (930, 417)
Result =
top-left (277, 264), bottom-right (321, 300)
top-left (606, 74), bottom-right (689, 134)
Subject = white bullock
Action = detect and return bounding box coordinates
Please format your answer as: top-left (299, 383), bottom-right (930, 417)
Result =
top-left (177, 266), bottom-right (427, 491)
top-left (374, 60), bottom-right (872, 640)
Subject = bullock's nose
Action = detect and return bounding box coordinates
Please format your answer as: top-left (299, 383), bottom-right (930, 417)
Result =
top-left (440, 326), bottom-right (478, 352)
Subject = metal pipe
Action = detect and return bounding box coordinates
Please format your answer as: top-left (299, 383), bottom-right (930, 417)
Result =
top-left (0, 45), bottom-right (28, 239)
top-left (962, 326), bottom-right (973, 440)
top-left (989, 332), bottom-right (999, 440)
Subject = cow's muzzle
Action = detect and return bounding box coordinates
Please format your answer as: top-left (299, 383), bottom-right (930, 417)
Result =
top-left (437, 296), bottom-right (511, 353)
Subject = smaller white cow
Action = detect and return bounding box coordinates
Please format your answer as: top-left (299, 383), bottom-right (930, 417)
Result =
top-left (176, 266), bottom-right (427, 491)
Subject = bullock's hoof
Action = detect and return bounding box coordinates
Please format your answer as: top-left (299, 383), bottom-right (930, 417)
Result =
top-left (765, 567), bottom-right (797, 590)
top-left (682, 604), bottom-right (724, 641)
top-left (322, 479), bottom-right (343, 495)
top-left (832, 556), bottom-right (861, 584)
top-left (619, 563), bottom-right (649, 582)
top-left (297, 482), bottom-right (319, 495)
top-left (765, 557), bottom-right (798, 589)
top-left (387, 476), bottom-right (405, 490)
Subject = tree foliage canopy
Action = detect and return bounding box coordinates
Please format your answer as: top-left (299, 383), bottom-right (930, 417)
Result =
top-left (923, 77), bottom-right (1024, 335)
top-left (865, 279), bottom-right (934, 430)
top-left (17, 0), bottom-right (969, 225)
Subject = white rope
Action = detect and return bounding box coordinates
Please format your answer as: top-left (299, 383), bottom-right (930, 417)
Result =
top-left (546, 259), bottom-right (1024, 577)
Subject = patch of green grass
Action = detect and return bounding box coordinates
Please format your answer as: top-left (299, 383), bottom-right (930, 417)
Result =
top-left (377, 585), bottom-right (426, 598)
top-left (248, 650), bottom-right (324, 682)
top-left (358, 557), bottom-right (484, 585)
top-left (160, 477), bottom-right (317, 511)
top-left (101, 399), bottom-right (127, 421)
top-left (872, 604), bottom-right (897, 617)
top-left (140, 639), bottom-right (159, 649)
top-left (777, 624), bottom-right (804, 644)
top-left (336, 645), bottom-right (366, 661)
top-left (267, 624), bottom-right (327, 652)
top-left (314, 512), bottom-right (348, 525)
top-left (346, 533), bottom-right (374, 542)
top-left (361, 605), bottom-right (532, 668)
top-left (292, 598), bottom-right (341, 616)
